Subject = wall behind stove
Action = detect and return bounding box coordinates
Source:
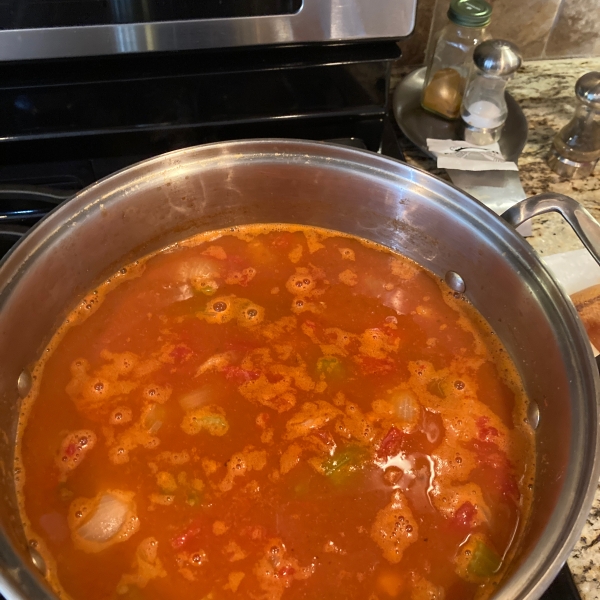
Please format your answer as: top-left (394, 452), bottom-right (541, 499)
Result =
top-left (399, 0), bottom-right (600, 66)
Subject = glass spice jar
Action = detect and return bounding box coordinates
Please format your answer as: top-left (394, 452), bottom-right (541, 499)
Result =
top-left (421, 0), bottom-right (492, 120)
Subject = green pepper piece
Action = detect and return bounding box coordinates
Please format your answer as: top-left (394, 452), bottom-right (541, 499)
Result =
top-left (316, 356), bottom-right (345, 380)
top-left (182, 406), bottom-right (229, 436)
top-left (321, 446), bottom-right (367, 484)
top-left (427, 378), bottom-right (447, 399)
top-left (200, 415), bottom-right (228, 431)
top-left (58, 484), bottom-right (74, 503)
top-left (186, 491), bottom-right (200, 507)
top-left (467, 540), bottom-right (502, 577)
top-left (199, 284), bottom-right (216, 296)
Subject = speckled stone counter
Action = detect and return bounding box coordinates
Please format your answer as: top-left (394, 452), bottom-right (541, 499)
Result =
top-left (393, 57), bottom-right (600, 599)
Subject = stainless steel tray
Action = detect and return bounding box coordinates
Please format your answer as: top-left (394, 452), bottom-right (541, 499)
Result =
top-left (393, 66), bottom-right (528, 163)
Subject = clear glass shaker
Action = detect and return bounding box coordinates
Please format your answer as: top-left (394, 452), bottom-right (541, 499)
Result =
top-left (460, 40), bottom-right (522, 145)
top-left (421, 0), bottom-right (492, 120)
top-left (547, 72), bottom-right (600, 179)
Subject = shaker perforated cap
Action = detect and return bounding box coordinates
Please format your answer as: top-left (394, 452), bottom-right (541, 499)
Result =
top-left (448, 0), bottom-right (492, 27)
top-left (474, 40), bottom-right (522, 76)
top-left (575, 72), bottom-right (600, 107)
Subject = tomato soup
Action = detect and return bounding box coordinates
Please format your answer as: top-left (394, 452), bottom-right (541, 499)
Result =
top-left (15, 225), bottom-right (535, 600)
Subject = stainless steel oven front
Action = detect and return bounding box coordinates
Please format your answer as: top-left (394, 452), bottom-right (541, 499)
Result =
top-left (0, 0), bottom-right (416, 61)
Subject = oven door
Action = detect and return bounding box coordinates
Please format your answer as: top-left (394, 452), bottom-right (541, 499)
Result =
top-left (0, 0), bottom-right (416, 61)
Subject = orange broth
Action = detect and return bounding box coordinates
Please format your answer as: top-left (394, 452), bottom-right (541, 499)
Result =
top-left (15, 225), bottom-right (535, 600)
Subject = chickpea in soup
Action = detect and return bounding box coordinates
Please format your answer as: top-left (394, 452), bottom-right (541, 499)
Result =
top-left (15, 225), bottom-right (535, 600)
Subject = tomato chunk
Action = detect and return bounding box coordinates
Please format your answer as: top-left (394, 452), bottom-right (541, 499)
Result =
top-left (476, 416), bottom-right (499, 442)
top-left (171, 517), bottom-right (205, 549)
top-left (357, 356), bottom-right (395, 375)
top-left (222, 365), bottom-right (261, 384)
top-left (377, 426), bottom-right (403, 460)
top-left (452, 501), bottom-right (477, 529)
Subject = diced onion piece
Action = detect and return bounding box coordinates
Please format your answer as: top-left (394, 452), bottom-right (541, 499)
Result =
top-left (178, 256), bottom-right (221, 289)
top-left (178, 386), bottom-right (217, 412)
top-left (392, 390), bottom-right (420, 431)
top-left (196, 352), bottom-right (233, 377)
top-left (69, 490), bottom-right (140, 553)
top-left (76, 493), bottom-right (130, 543)
top-left (175, 284), bottom-right (194, 302)
top-left (143, 404), bottom-right (166, 434)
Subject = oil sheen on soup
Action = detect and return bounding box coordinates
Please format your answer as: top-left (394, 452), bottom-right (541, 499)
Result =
top-left (15, 225), bottom-right (535, 600)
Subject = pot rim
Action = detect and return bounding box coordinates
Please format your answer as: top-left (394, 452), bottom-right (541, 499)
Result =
top-left (1, 139), bottom-right (599, 600)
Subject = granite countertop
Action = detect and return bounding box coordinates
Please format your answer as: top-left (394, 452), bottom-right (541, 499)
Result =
top-left (392, 57), bottom-right (600, 599)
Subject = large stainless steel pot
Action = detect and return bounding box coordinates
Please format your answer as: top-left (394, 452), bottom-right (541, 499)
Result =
top-left (0, 140), bottom-right (598, 600)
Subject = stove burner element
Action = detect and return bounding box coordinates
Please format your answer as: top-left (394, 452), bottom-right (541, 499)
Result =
top-left (0, 225), bottom-right (27, 257)
top-left (0, 185), bottom-right (70, 223)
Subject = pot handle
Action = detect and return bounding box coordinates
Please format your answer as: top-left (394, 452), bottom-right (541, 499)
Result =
top-left (501, 192), bottom-right (600, 267)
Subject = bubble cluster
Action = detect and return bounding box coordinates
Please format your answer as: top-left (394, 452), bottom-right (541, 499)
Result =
top-left (56, 429), bottom-right (97, 480)
top-left (109, 407), bottom-right (132, 425)
top-left (338, 247), bottom-right (355, 261)
top-left (200, 295), bottom-right (265, 327)
top-left (142, 384), bottom-right (172, 404)
top-left (286, 268), bottom-right (317, 297)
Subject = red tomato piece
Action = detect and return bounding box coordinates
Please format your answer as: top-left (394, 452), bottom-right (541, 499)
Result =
top-left (476, 416), bottom-right (499, 442)
top-left (452, 501), bottom-right (477, 529)
top-left (271, 233), bottom-right (295, 248)
top-left (222, 365), bottom-right (261, 384)
top-left (357, 355), bottom-right (395, 375)
top-left (65, 443), bottom-right (77, 457)
top-left (241, 525), bottom-right (267, 541)
top-left (171, 517), bottom-right (205, 549)
top-left (472, 441), bottom-right (520, 502)
top-left (278, 566), bottom-right (296, 578)
top-left (377, 426), bottom-right (403, 460)
top-left (226, 254), bottom-right (245, 267)
top-left (224, 339), bottom-right (260, 353)
top-left (169, 345), bottom-right (193, 363)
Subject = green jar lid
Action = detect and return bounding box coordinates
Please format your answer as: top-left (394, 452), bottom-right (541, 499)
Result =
top-left (448, 0), bottom-right (492, 27)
